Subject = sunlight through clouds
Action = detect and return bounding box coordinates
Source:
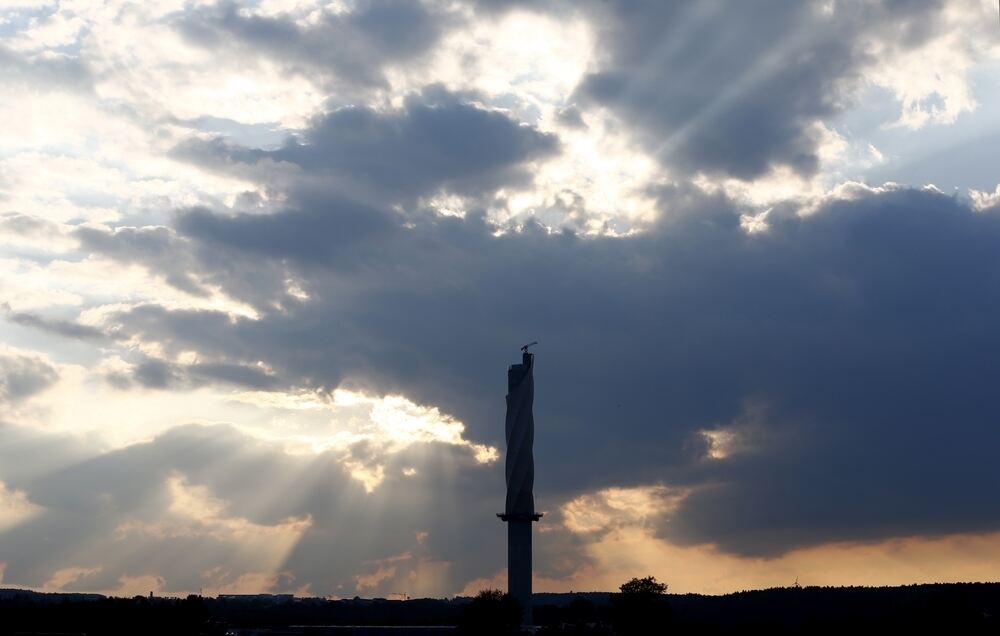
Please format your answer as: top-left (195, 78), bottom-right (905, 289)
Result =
top-left (115, 473), bottom-right (311, 577)
top-left (3, 0), bottom-right (1000, 599)
top-left (387, 8), bottom-right (665, 233)
top-left (229, 388), bottom-right (498, 467)
top-left (226, 388), bottom-right (499, 491)
top-left (389, 8), bottom-right (594, 117)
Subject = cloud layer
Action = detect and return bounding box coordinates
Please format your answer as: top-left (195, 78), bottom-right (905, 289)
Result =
top-left (2, 0), bottom-right (1000, 597)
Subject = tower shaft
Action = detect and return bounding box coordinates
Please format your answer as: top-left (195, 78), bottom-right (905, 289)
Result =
top-left (507, 519), bottom-right (532, 610)
top-left (499, 351), bottom-right (540, 625)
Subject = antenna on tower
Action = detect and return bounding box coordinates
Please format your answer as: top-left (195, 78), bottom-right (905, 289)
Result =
top-left (520, 341), bottom-right (538, 353)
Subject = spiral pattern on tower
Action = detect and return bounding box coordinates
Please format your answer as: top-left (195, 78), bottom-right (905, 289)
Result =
top-left (504, 351), bottom-right (535, 517)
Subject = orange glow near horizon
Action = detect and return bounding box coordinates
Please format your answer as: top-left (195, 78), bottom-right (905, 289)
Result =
top-left (459, 527), bottom-right (1000, 597)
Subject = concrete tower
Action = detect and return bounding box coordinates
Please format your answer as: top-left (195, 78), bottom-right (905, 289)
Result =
top-left (498, 348), bottom-right (541, 624)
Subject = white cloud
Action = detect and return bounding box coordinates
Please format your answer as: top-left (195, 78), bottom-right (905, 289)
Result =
top-left (862, 0), bottom-right (999, 129)
top-left (0, 0), bottom-right (55, 8)
top-left (562, 485), bottom-right (686, 535)
top-left (393, 9), bottom-right (594, 117)
top-left (0, 481), bottom-right (43, 532)
top-left (7, 12), bottom-right (84, 50)
top-left (970, 184), bottom-right (1000, 211)
top-left (230, 388), bottom-right (498, 491)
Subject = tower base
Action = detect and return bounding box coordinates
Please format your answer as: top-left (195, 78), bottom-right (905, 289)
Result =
top-left (498, 513), bottom-right (541, 625)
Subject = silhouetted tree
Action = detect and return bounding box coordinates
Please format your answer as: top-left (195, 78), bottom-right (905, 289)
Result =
top-left (611, 576), bottom-right (670, 635)
top-left (458, 588), bottom-right (523, 635)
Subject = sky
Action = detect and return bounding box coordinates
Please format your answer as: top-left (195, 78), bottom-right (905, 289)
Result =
top-left (2, 0), bottom-right (1000, 599)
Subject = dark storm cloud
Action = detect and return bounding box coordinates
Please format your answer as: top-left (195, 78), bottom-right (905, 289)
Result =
top-left (173, 88), bottom-right (559, 204)
top-left (573, 0), bottom-right (949, 178)
top-left (74, 223), bottom-right (302, 310)
top-left (175, 0), bottom-right (448, 91)
top-left (90, 184), bottom-right (1000, 558)
top-left (191, 361), bottom-right (280, 389)
top-left (75, 225), bottom-right (206, 296)
top-left (0, 352), bottom-right (58, 404)
top-left (105, 356), bottom-right (281, 391)
top-left (175, 199), bottom-right (396, 266)
top-left (132, 358), bottom-right (177, 389)
top-left (270, 91), bottom-right (559, 198)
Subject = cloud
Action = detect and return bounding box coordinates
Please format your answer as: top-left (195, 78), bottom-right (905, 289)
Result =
top-left (0, 350), bottom-right (59, 404)
top-left (0, 423), bottom-right (506, 596)
top-left (173, 87), bottom-right (559, 206)
top-left (74, 225), bottom-right (207, 297)
top-left (0, 422), bottom-right (99, 488)
top-left (3, 305), bottom-right (112, 342)
top-left (572, 0), bottom-right (985, 179)
top-left (175, 0), bottom-right (450, 97)
top-left (538, 521), bottom-right (1000, 595)
top-left (42, 566), bottom-right (103, 592)
top-left (5, 0), bottom-right (1000, 597)
top-left (0, 481), bottom-right (42, 533)
top-left (81, 182), bottom-right (1000, 561)
top-left (102, 356), bottom-right (281, 392)
top-left (0, 43), bottom-right (92, 92)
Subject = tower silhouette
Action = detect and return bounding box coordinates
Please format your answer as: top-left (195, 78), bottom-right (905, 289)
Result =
top-left (498, 349), bottom-right (541, 625)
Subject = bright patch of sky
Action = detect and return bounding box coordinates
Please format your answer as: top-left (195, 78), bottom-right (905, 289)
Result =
top-left (842, 61), bottom-right (1000, 192)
